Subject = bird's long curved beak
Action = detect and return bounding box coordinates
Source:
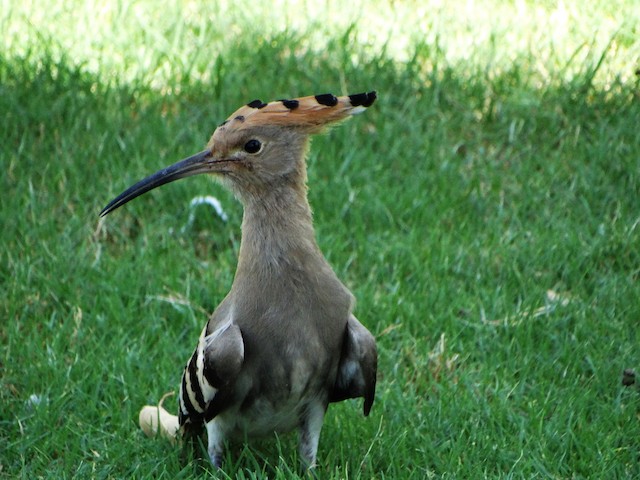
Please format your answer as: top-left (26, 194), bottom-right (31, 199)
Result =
top-left (100, 149), bottom-right (216, 217)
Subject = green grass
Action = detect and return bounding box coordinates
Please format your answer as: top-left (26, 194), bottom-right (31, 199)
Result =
top-left (2, 0), bottom-right (640, 478)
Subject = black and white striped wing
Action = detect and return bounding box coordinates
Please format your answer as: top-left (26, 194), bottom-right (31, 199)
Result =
top-left (178, 321), bottom-right (244, 430)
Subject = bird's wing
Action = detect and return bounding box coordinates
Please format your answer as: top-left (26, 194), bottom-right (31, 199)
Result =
top-left (178, 321), bottom-right (244, 430)
top-left (330, 314), bottom-right (378, 415)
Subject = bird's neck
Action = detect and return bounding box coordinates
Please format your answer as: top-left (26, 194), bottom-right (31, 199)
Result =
top-left (231, 179), bottom-right (355, 319)
top-left (236, 184), bottom-right (322, 275)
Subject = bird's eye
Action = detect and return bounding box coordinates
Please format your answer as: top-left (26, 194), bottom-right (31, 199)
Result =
top-left (243, 139), bottom-right (262, 154)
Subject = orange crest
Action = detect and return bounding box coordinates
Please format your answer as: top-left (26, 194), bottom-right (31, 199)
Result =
top-left (218, 91), bottom-right (377, 133)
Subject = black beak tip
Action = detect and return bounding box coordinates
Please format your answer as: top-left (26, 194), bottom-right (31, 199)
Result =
top-left (99, 200), bottom-right (119, 217)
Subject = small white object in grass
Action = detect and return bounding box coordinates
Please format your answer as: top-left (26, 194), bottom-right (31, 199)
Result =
top-left (27, 393), bottom-right (47, 408)
top-left (545, 289), bottom-right (570, 307)
top-left (139, 392), bottom-right (179, 444)
top-left (181, 195), bottom-right (228, 233)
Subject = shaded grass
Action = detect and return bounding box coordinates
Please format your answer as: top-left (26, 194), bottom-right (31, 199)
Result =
top-left (2, 2), bottom-right (640, 478)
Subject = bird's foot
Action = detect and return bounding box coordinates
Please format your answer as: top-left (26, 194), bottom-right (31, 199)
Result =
top-left (208, 450), bottom-right (223, 469)
top-left (205, 419), bottom-right (226, 468)
top-left (298, 402), bottom-right (325, 474)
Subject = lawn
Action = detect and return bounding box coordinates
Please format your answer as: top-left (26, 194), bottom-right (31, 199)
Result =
top-left (1, 1), bottom-right (639, 478)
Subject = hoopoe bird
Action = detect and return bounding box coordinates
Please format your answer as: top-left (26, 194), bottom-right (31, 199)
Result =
top-left (101, 91), bottom-right (378, 469)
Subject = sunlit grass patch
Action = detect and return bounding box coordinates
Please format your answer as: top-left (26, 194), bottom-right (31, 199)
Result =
top-left (3, 0), bottom-right (638, 87)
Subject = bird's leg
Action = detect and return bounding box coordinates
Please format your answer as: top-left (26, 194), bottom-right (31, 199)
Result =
top-left (205, 419), bottom-right (226, 468)
top-left (298, 402), bottom-right (326, 470)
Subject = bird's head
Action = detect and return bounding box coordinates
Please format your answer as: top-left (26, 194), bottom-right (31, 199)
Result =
top-left (100, 91), bottom-right (376, 216)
